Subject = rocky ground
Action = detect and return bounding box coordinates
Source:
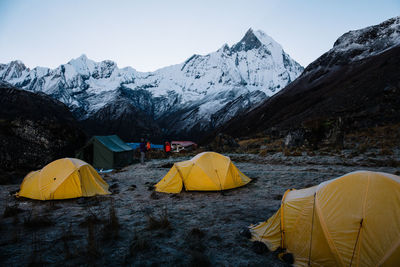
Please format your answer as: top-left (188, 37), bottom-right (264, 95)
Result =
top-left (0, 151), bottom-right (399, 266)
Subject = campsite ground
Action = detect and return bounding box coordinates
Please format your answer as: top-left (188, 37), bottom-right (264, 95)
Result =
top-left (0, 151), bottom-right (399, 266)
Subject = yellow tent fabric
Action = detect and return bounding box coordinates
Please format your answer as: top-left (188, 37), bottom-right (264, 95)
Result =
top-left (155, 152), bottom-right (251, 193)
top-left (17, 158), bottom-right (110, 200)
top-left (249, 171), bottom-right (400, 267)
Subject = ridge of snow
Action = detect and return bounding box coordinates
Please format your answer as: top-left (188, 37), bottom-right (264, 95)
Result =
top-left (0, 29), bottom-right (304, 120)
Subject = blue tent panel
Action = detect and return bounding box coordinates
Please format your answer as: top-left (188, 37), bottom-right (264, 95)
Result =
top-left (127, 143), bottom-right (164, 150)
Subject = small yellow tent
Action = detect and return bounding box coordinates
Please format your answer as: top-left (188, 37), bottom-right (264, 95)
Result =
top-left (17, 158), bottom-right (110, 200)
top-left (155, 152), bottom-right (251, 193)
top-left (249, 171), bottom-right (400, 267)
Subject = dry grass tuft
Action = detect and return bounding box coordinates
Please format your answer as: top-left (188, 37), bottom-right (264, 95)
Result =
top-left (379, 147), bottom-right (394, 155)
top-left (23, 211), bottom-right (54, 229)
top-left (3, 203), bottom-right (23, 218)
top-left (128, 232), bottom-right (150, 257)
top-left (146, 209), bottom-right (171, 230)
top-left (11, 227), bottom-right (21, 244)
top-left (189, 228), bottom-right (205, 239)
top-left (28, 232), bottom-right (46, 266)
top-left (307, 150), bottom-right (316, 156)
top-left (160, 162), bottom-right (174, 168)
top-left (283, 148), bottom-right (303, 157)
top-left (252, 241), bottom-right (269, 254)
top-left (150, 191), bottom-right (160, 199)
top-left (258, 149), bottom-right (268, 157)
top-left (61, 224), bottom-right (74, 260)
top-left (80, 210), bottom-right (103, 227)
top-left (185, 228), bottom-right (207, 253)
top-left (86, 220), bottom-right (100, 259)
top-left (102, 203), bottom-right (120, 240)
top-left (128, 184), bottom-right (137, 191)
top-left (189, 251), bottom-right (211, 267)
top-left (357, 143), bottom-right (368, 154)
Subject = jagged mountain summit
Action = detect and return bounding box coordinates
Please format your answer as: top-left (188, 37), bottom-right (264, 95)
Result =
top-left (215, 16), bottom-right (400, 147)
top-left (0, 29), bottom-right (303, 140)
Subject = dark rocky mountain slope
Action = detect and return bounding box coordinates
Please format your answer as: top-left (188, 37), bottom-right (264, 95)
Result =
top-left (0, 82), bottom-right (86, 184)
top-left (80, 97), bottom-right (162, 142)
top-left (214, 17), bottom-right (400, 148)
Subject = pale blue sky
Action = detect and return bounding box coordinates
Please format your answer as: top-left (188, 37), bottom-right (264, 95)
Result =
top-left (0, 0), bottom-right (399, 71)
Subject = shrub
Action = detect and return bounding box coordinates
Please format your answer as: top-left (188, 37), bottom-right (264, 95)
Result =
top-left (86, 220), bottom-right (99, 259)
top-left (23, 211), bottom-right (54, 229)
top-left (102, 203), bottom-right (120, 240)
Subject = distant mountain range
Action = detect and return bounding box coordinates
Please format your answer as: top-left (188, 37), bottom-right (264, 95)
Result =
top-left (215, 16), bottom-right (400, 147)
top-left (0, 29), bottom-right (303, 141)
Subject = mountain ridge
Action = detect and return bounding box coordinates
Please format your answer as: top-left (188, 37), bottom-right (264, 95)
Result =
top-left (212, 16), bottom-right (400, 148)
top-left (0, 28), bottom-right (303, 140)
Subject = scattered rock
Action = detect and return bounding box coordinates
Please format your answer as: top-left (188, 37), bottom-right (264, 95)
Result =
top-left (189, 228), bottom-right (205, 239)
top-left (284, 129), bottom-right (305, 148)
top-left (128, 184), bottom-right (137, 191)
top-left (252, 241), bottom-right (269, 254)
top-left (239, 228), bottom-right (252, 239)
top-left (150, 191), bottom-right (159, 199)
top-left (160, 163), bottom-right (174, 168)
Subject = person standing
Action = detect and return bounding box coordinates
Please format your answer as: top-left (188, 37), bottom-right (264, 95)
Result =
top-left (146, 141), bottom-right (151, 151)
top-left (140, 138), bottom-right (146, 165)
top-left (165, 141), bottom-right (171, 157)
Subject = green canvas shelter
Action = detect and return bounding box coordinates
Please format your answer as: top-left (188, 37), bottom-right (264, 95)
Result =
top-left (77, 135), bottom-right (133, 169)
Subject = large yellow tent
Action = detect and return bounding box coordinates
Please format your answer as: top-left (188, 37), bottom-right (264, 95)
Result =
top-left (17, 158), bottom-right (110, 200)
top-left (249, 171), bottom-right (400, 267)
top-left (155, 152), bottom-right (251, 193)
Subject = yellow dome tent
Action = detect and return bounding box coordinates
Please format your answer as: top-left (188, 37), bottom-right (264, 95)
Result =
top-left (249, 171), bottom-right (400, 267)
top-left (17, 158), bottom-right (110, 200)
top-left (155, 152), bottom-right (251, 193)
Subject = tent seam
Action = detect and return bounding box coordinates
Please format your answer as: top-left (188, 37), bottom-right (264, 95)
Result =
top-left (195, 158), bottom-right (223, 189)
top-left (356, 173), bottom-right (370, 267)
top-left (158, 165), bottom-right (182, 192)
top-left (280, 189), bottom-right (291, 249)
top-left (181, 162), bottom-right (195, 185)
top-left (314, 193), bottom-right (346, 266)
top-left (47, 166), bottom-right (81, 198)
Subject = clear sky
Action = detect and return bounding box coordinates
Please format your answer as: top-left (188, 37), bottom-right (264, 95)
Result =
top-left (0, 0), bottom-right (399, 71)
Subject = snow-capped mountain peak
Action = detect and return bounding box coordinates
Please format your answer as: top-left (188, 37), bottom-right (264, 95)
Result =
top-left (0, 28), bottom-right (304, 139)
top-left (0, 60), bottom-right (28, 81)
top-left (232, 28), bottom-right (262, 52)
top-left (231, 28), bottom-right (282, 52)
top-left (254, 30), bottom-right (281, 48)
top-left (304, 16), bottom-right (400, 74)
top-left (67, 54), bottom-right (95, 73)
top-left (333, 16), bottom-right (400, 53)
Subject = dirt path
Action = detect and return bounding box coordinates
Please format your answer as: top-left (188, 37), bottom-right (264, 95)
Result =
top-left (0, 154), bottom-right (398, 266)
